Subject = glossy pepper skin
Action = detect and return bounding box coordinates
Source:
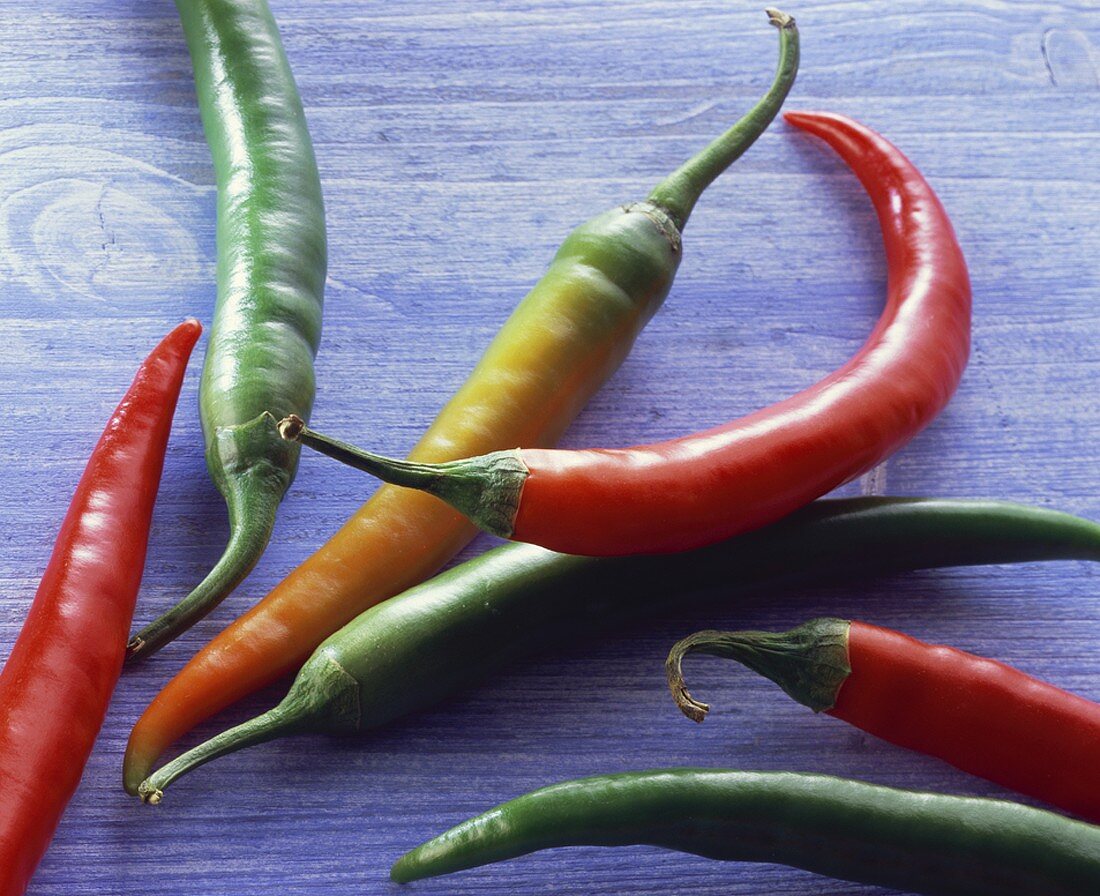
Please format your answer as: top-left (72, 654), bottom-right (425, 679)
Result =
top-left (122, 10), bottom-right (799, 792)
top-left (287, 111), bottom-right (972, 556)
top-left (126, 0), bottom-right (326, 660)
top-left (669, 617), bottom-right (1100, 823)
top-left (389, 769), bottom-right (1100, 894)
top-left (0, 321), bottom-right (198, 895)
top-left (133, 497), bottom-right (1100, 800)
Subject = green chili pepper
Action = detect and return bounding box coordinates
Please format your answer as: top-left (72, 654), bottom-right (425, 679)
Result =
top-left (390, 769), bottom-right (1100, 893)
top-left (127, 0), bottom-right (326, 660)
top-left (135, 497), bottom-right (1100, 801)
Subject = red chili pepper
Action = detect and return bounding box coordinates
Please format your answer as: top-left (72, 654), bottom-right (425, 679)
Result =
top-left (281, 112), bottom-right (972, 557)
top-left (0, 319), bottom-right (199, 894)
top-left (668, 618), bottom-right (1100, 822)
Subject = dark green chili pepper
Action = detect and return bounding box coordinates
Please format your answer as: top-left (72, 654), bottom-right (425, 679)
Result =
top-left (127, 0), bottom-right (326, 660)
top-left (389, 769), bottom-right (1100, 894)
top-left (135, 497), bottom-right (1100, 801)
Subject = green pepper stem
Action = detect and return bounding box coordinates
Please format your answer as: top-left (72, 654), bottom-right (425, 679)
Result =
top-left (666, 619), bottom-right (852, 719)
top-left (136, 651), bottom-right (359, 801)
top-left (665, 630), bottom-right (723, 722)
top-left (279, 415), bottom-right (527, 539)
top-left (126, 473), bottom-right (282, 661)
top-left (138, 703), bottom-right (305, 805)
top-left (277, 414), bottom-right (449, 490)
top-left (647, 8), bottom-right (799, 231)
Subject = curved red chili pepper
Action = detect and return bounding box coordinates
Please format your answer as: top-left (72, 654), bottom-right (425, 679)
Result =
top-left (0, 319), bottom-right (199, 894)
top-left (837, 621), bottom-right (1100, 820)
top-left (284, 112), bottom-right (971, 557)
top-left (509, 112), bottom-right (971, 554)
top-left (669, 617), bottom-right (1100, 823)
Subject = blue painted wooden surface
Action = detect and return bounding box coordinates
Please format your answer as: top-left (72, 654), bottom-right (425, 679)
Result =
top-left (1, 1), bottom-right (1098, 893)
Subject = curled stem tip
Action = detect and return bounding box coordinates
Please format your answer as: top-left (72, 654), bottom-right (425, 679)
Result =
top-left (673, 683), bottom-right (711, 724)
top-left (278, 414), bottom-right (305, 441)
top-left (666, 631), bottom-right (725, 722)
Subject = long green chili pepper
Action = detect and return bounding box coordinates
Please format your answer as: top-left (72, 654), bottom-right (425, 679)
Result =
top-left (390, 769), bottom-right (1100, 893)
top-left (136, 497), bottom-right (1100, 801)
top-left (127, 0), bottom-right (326, 660)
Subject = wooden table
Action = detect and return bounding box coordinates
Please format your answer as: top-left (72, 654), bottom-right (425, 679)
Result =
top-left (1, 1), bottom-right (1098, 893)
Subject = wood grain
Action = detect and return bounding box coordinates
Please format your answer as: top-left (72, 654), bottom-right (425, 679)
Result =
top-left (1, 1), bottom-right (1098, 893)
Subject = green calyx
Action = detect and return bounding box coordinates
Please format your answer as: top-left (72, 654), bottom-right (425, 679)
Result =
top-left (207, 410), bottom-right (299, 488)
top-left (278, 415), bottom-right (528, 539)
top-left (666, 618), bottom-right (851, 719)
top-left (138, 651), bottom-right (360, 804)
top-left (646, 7), bottom-right (799, 231)
top-left (619, 201), bottom-right (683, 256)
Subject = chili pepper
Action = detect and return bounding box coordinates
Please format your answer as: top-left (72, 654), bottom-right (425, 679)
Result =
top-left (125, 0), bottom-right (327, 660)
top-left (122, 9), bottom-right (800, 792)
top-left (0, 321), bottom-right (198, 895)
top-left (388, 768), bottom-right (1100, 894)
top-left (282, 110), bottom-right (972, 557)
top-left (668, 616), bottom-right (1100, 823)
top-left (132, 497), bottom-right (1100, 801)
